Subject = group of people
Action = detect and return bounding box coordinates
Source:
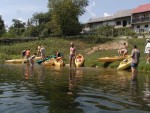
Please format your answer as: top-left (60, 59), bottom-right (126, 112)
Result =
top-left (21, 45), bottom-right (46, 66)
top-left (118, 39), bottom-right (150, 81)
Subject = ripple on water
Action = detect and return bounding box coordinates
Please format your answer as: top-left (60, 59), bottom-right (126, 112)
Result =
top-left (75, 86), bottom-right (145, 113)
top-left (0, 82), bottom-right (49, 113)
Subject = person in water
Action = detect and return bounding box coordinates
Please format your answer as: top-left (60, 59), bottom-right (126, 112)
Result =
top-left (29, 53), bottom-right (36, 67)
top-left (25, 48), bottom-right (31, 61)
top-left (118, 42), bottom-right (128, 58)
top-left (131, 45), bottom-right (140, 81)
top-left (69, 42), bottom-right (76, 68)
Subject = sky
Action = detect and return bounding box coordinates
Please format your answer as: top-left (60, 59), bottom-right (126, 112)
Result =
top-left (0, 0), bottom-right (150, 27)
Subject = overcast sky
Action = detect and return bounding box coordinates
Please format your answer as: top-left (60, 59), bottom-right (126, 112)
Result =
top-left (0, 0), bottom-right (149, 27)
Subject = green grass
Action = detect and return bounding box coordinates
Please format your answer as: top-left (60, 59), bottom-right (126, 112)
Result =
top-left (0, 37), bottom-right (149, 72)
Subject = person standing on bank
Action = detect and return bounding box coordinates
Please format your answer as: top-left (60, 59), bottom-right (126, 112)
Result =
top-left (144, 39), bottom-right (150, 63)
top-left (37, 45), bottom-right (42, 57)
top-left (118, 42), bottom-right (128, 58)
top-left (69, 42), bottom-right (76, 68)
top-left (131, 45), bottom-right (140, 81)
top-left (40, 46), bottom-right (46, 61)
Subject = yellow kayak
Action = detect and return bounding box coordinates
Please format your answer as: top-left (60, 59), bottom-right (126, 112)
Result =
top-left (75, 54), bottom-right (84, 67)
top-left (5, 57), bottom-right (42, 63)
top-left (117, 56), bottom-right (132, 70)
top-left (98, 55), bottom-right (129, 62)
top-left (54, 58), bottom-right (64, 67)
top-left (42, 58), bottom-right (55, 66)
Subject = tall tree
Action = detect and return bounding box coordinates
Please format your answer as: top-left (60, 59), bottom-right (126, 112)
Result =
top-left (8, 19), bottom-right (26, 38)
top-left (48, 0), bottom-right (88, 36)
top-left (0, 16), bottom-right (6, 37)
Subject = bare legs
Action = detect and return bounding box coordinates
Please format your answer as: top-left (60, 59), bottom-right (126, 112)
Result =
top-left (69, 56), bottom-right (76, 68)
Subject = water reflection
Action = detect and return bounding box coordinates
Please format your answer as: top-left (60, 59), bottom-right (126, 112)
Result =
top-left (143, 74), bottom-right (150, 106)
top-left (130, 79), bottom-right (139, 96)
top-left (1, 65), bottom-right (150, 113)
top-left (68, 69), bottom-right (76, 95)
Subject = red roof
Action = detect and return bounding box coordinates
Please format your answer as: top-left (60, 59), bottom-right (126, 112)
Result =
top-left (132, 3), bottom-right (150, 14)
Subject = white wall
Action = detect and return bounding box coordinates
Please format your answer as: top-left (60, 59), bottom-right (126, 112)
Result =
top-left (133, 23), bottom-right (150, 33)
top-left (103, 20), bottom-right (115, 26)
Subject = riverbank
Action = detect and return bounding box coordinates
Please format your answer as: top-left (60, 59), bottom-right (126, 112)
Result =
top-left (0, 37), bottom-right (150, 72)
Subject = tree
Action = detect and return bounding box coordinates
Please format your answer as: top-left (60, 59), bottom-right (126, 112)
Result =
top-left (0, 16), bottom-right (6, 37)
top-left (48, 0), bottom-right (88, 36)
top-left (23, 12), bottom-right (52, 38)
top-left (8, 19), bottom-right (26, 38)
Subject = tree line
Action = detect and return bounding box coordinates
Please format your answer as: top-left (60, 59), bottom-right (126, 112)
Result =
top-left (0, 0), bottom-right (88, 38)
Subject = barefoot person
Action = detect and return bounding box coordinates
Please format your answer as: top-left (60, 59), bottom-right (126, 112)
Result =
top-left (29, 53), bottom-right (36, 67)
top-left (37, 45), bottom-right (42, 57)
top-left (69, 42), bottom-right (76, 68)
top-left (118, 42), bottom-right (128, 58)
top-left (40, 46), bottom-right (46, 62)
top-left (145, 39), bottom-right (150, 64)
top-left (131, 45), bottom-right (140, 81)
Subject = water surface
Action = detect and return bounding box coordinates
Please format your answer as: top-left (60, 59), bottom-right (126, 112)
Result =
top-left (0, 64), bottom-right (150, 113)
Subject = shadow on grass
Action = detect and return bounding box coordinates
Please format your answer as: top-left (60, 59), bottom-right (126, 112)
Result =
top-left (103, 62), bottom-right (113, 68)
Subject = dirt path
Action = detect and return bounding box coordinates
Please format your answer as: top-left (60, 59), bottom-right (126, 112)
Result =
top-left (85, 40), bottom-right (128, 55)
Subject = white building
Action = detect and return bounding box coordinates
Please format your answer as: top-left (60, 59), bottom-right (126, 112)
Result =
top-left (85, 3), bottom-right (150, 34)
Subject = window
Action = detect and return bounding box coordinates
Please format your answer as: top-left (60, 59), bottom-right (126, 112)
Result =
top-left (116, 21), bottom-right (121, 25)
top-left (137, 25), bottom-right (140, 28)
top-left (145, 25), bottom-right (148, 28)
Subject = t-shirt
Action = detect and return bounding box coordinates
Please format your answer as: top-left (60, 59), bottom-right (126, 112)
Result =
top-left (145, 43), bottom-right (150, 54)
top-left (131, 49), bottom-right (140, 64)
top-left (40, 47), bottom-right (46, 56)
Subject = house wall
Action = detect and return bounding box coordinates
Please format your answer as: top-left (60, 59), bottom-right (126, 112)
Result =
top-left (133, 23), bottom-right (150, 33)
top-left (89, 22), bottom-right (103, 29)
top-left (114, 17), bottom-right (131, 28)
top-left (132, 11), bottom-right (150, 24)
top-left (103, 20), bottom-right (115, 26)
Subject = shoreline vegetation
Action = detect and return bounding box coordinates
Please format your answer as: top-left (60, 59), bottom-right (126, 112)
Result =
top-left (0, 36), bottom-right (150, 72)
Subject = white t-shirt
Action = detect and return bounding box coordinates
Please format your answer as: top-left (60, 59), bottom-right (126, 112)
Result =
top-left (145, 43), bottom-right (150, 53)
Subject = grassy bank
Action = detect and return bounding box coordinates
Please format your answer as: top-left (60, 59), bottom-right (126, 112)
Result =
top-left (0, 37), bottom-right (150, 72)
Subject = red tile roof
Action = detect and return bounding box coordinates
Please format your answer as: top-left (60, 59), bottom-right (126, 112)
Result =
top-left (132, 3), bottom-right (150, 14)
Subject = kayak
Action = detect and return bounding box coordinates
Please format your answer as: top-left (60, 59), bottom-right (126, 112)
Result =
top-left (36, 55), bottom-right (56, 64)
top-left (117, 56), bottom-right (132, 70)
top-left (98, 55), bottom-right (129, 62)
top-left (42, 58), bottom-right (55, 66)
top-left (54, 58), bottom-right (64, 67)
top-left (75, 54), bottom-right (84, 67)
top-left (5, 57), bottom-right (42, 64)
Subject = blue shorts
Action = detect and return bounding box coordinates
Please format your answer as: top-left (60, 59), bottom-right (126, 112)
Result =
top-left (131, 63), bottom-right (138, 68)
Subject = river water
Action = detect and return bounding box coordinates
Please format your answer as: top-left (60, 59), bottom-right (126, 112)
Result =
top-left (0, 64), bottom-right (149, 113)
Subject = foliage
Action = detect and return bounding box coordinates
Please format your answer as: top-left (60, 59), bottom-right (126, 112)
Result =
top-left (48, 0), bottom-right (88, 36)
top-left (95, 26), bottom-right (136, 38)
top-left (97, 25), bottom-right (114, 37)
top-left (23, 12), bottom-right (52, 38)
top-left (0, 16), bottom-right (6, 37)
top-left (113, 27), bottom-right (136, 37)
top-left (8, 19), bottom-right (26, 38)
